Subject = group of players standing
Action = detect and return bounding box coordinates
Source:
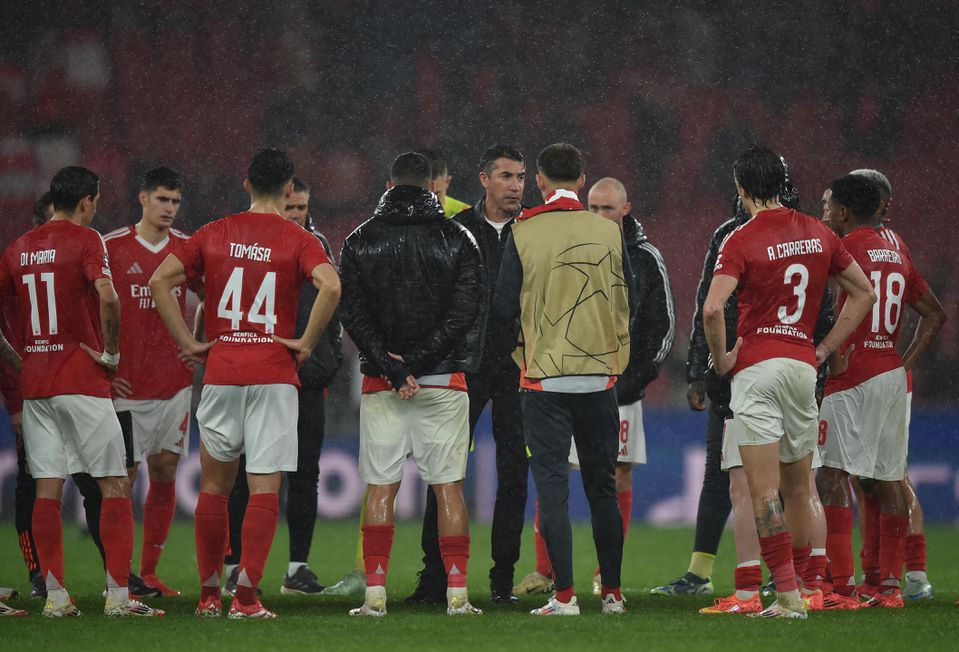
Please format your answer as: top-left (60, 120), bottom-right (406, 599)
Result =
top-left (0, 140), bottom-right (946, 621)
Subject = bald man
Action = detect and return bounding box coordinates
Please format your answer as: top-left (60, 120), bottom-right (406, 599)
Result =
top-left (515, 177), bottom-right (676, 597)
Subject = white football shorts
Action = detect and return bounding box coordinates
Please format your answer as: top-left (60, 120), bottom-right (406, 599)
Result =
top-left (196, 384), bottom-right (298, 473)
top-left (359, 388), bottom-right (469, 485)
top-left (114, 386), bottom-right (192, 459)
top-left (729, 357), bottom-right (819, 463)
top-left (818, 367), bottom-right (907, 481)
top-left (570, 399), bottom-right (646, 466)
top-left (23, 395), bottom-right (126, 479)
top-left (722, 414), bottom-right (822, 471)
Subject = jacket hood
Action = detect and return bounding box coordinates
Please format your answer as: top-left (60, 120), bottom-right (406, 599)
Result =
top-left (373, 185), bottom-right (445, 225)
top-left (623, 214), bottom-right (647, 244)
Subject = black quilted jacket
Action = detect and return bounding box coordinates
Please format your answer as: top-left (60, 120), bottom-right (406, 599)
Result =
top-left (338, 185), bottom-right (487, 384)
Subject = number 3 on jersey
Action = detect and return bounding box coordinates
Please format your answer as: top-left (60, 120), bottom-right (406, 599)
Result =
top-left (217, 267), bottom-right (277, 333)
top-left (778, 263), bottom-right (808, 325)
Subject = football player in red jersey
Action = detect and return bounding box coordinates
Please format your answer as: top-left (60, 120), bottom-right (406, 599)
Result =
top-left (0, 167), bottom-right (163, 618)
top-left (849, 169), bottom-right (944, 602)
top-left (703, 146), bottom-right (875, 618)
top-left (102, 167), bottom-right (193, 597)
top-left (150, 148), bottom-right (340, 619)
top-left (817, 174), bottom-right (946, 609)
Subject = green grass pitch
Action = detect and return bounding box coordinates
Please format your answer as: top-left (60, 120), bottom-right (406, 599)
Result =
top-left (2, 522), bottom-right (959, 651)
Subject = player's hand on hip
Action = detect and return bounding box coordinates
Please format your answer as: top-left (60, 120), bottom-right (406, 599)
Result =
top-left (714, 337), bottom-right (743, 377)
top-left (80, 342), bottom-right (118, 375)
top-left (272, 334), bottom-right (313, 369)
top-left (182, 338), bottom-right (216, 365)
top-left (686, 379), bottom-right (707, 411)
top-left (826, 344), bottom-right (854, 377)
top-left (112, 376), bottom-right (134, 398)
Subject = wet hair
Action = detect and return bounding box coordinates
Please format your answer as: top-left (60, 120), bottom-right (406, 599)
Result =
top-left (850, 168), bottom-right (892, 202)
top-left (780, 156), bottom-right (801, 209)
top-left (50, 166), bottom-right (100, 213)
top-left (732, 145), bottom-right (785, 205)
top-left (536, 143), bottom-right (584, 183)
top-left (390, 152), bottom-right (432, 187)
top-left (480, 145), bottom-right (524, 176)
top-left (291, 176), bottom-right (310, 193)
top-left (247, 148), bottom-right (295, 196)
top-left (418, 149), bottom-right (448, 179)
top-left (32, 192), bottom-right (53, 227)
top-left (829, 174), bottom-right (881, 223)
top-left (141, 166), bottom-right (183, 193)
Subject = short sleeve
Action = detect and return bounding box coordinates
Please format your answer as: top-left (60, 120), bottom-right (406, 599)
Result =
top-left (174, 225), bottom-right (208, 285)
top-left (298, 231), bottom-right (330, 279)
top-left (83, 231), bottom-right (112, 282)
top-left (905, 262), bottom-right (930, 306)
top-left (713, 231), bottom-right (745, 281)
top-left (827, 231), bottom-right (855, 276)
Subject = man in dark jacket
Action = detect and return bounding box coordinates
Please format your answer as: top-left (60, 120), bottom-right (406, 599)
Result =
top-left (339, 152), bottom-right (486, 617)
top-left (223, 176), bottom-right (343, 597)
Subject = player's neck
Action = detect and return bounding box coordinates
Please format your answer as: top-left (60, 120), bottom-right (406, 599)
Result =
top-left (484, 198), bottom-right (513, 223)
top-left (743, 197), bottom-right (782, 217)
top-left (248, 198), bottom-right (284, 217)
top-left (136, 219), bottom-right (169, 245)
top-left (50, 211), bottom-right (85, 226)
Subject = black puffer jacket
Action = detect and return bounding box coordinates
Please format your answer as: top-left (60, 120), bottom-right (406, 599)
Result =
top-left (338, 185), bottom-right (487, 385)
top-left (687, 205), bottom-right (835, 415)
top-left (616, 215), bottom-right (675, 405)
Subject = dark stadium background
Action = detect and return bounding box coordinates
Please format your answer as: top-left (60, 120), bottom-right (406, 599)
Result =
top-left (0, 0), bottom-right (956, 523)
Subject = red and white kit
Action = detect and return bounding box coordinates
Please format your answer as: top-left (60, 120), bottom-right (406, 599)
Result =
top-left (714, 206), bottom-right (853, 460)
top-left (0, 220), bottom-right (125, 478)
top-left (175, 211), bottom-right (328, 473)
top-left (818, 227), bottom-right (928, 481)
top-left (104, 226), bottom-right (194, 457)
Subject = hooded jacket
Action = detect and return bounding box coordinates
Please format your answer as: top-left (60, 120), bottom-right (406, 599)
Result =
top-left (616, 215), bottom-right (675, 404)
top-left (338, 185), bottom-right (487, 384)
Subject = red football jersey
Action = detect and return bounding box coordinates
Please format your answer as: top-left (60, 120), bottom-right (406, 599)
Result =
top-left (714, 207), bottom-right (854, 375)
top-left (824, 227), bottom-right (928, 394)
top-left (174, 211), bottom-right (329, 386)
top-left (104, 225), bottom-right (193, 400)
top-left (0, 220), bottom-right (113, 399)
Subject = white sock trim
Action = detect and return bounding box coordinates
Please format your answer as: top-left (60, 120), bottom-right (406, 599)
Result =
top-left (811, 548), bottom-right (826, 556)
top-left (288, 562), bottom-right (307, 575)
top-left (736, 560), bottom-right (761, 568)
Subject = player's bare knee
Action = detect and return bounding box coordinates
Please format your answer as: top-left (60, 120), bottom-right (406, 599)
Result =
top-left (614, 463), bottom-right (632, 493)
top-left (147, 451), bottom-right (179, 483)
top-left (97, 475), bottom-right (131, 499)
top-left (35, 477), bottom-right (65, 500)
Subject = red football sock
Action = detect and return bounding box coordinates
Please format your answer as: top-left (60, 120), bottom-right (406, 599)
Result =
top-left (439, 535), bottom-right (470, 588)
top-left (824, 505), bottom-right (855, 596)
top-left (100, 497), bottom-right (134, 589)
top-left (905, 534), bottom-right (926, 573)
top-left (533, 504), bottom-right (553, 578)
top-left (804, 552), bottom-right (826, 592)
top-left (792, 545), bottom-right (811, 588)
top-left (861, 492), bottom-right (880, 586)
top-left (734, 563), bottom-right (762, 592)
top-left (194, 492), bottom-right (228, 601)
top-left (617, 489), bottom-right (633, 540)
top-left (556, 587), bottom-right (575, 603)
top-left (140, 480), bottom-right (176, 577)
top-left (235, 493), bottom-right (279, 605)
top-left (33, 498), bottom-right (64, 590)
top-left (601, 586), bottom-right (622, 600)
top-left (878, 513), bottom-right (908, 590)
top-left (759, 532), bottom-right (798, 593)
top-left (362, 524), bottom-right (395, 587)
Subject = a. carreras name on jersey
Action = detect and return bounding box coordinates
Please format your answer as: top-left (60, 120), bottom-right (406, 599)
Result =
top-left (766, 238), bottom-right (823, 261)
top-left (19, 249), bottom-right (57, 266)
top-left (229, 242), bottom-right (272, 262)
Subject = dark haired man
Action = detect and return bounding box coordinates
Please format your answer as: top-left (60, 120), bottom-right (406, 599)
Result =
top-left (493, 143), bottom-right (633, 615)
top-left (151, 148), bottom-right (341, 619)
top-left (32, 193), bottom-right (54, 227)
top-left (224, 175), bottom-right (343, 596)
top-left (703, 147), bottom-right (874, 618)
top-left (0, 167), bottom-right (163, 617)
top-left (817, 174), bottom-right (945, 609)
top-left (339, 152), bottom-right (486, 617)
top-left (419, 149), bottom-right (471, 217)
top-left (101, 166), bottom-right (192, 597)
